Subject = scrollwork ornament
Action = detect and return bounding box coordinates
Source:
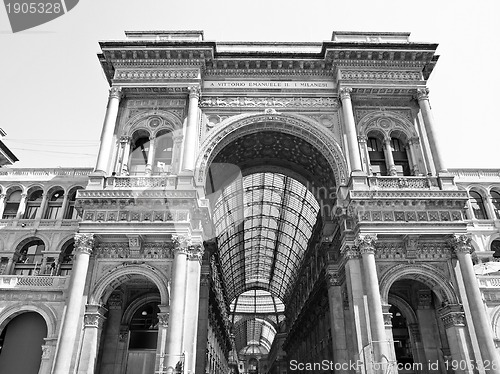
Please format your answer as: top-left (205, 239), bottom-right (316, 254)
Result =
top-left (109, 86), bottom-right (123, 100)
top-left (339, 87), bottom-right (353, 100)
top-left (416, 87), bottom-right (430, 101)
top-left (354, 233), bottom-right (378, 254)
top-left (448, 234), bottom-right (473, 254)
top-left (74, 233), bottom-right (94, 255)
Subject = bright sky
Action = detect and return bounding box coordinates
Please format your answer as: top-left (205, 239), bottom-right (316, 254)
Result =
top-left (0, 0), bottom-right (498, 169)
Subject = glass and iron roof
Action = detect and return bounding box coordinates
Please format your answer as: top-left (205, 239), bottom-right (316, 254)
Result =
top-left (213, 172), bottom-right (320, 302)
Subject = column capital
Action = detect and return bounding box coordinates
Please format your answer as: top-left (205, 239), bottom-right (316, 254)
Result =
top-left (416, 87), bottom-right (430, 101)
top-left (188, 85), bottom-right (201, 99)
top-left (109, 86), bottom-right (123, 100)
top-left (341, 245), bottom-right (361, 260)
top-left (84, 304), bottom-right (107, 328)
top-left (119, 135), bottom-right (132, 144)
top-left (339, 87), bottom-right (353, 100)
top-left (187, 245), bottom-right (204, 261)
top-left (448, 234), bottom-right (473, 254)
top-left (157, 312), bottom-right (169, 328)
top-left (325, 271), bottom-right (343, 287)
top-left (438, 304), bottom-right (466, 329)
top-left (354, 233), bottom-right (378, 254)
top-left (74, 233), bottom-right (95, 255)
top-left (408, 136), bottom-right (420, 146)
top-left (357, 134), bottom-right (368, 143)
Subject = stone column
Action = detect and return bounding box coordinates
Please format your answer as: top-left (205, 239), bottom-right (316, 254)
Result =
top-left (407, 137), bottom-right (421, 175)
top-left (196, 272), bottom-right (211, 374)
top-left (183, 245), bottom-right (204, 373)
top-left (407, 323), bottom-right (427, 374)
top-left (450, 234), bottom-right (500, 372)
top-left (164, 235), bottom-right (189, 371)
top-left (339, 87), bottom-right (363, 172)
top-left (156, 305), bottom-right (169, 373)
top-left (52, 233), bottom-right (94, 374)
top-left (36, 193), bottom-right (48, 219)
top-left (95, 87), bottom-right (122, 174)
top-left (181, 86), bottom-right (201, 172)
top-left (113, 326), bottom-right (129, 374)
top-left (39, 337), bottom-right (58, 374)
top-left (358, 135), bottom-right (371, 174)
top-left (326, 270), bottom-right (349, 372)
top-left (437, 304), bottom-right (474, 374)
top-left (113, 137), bottom-right (126, 175)
top-left (77, 304), bottom-right (107, 374)
top-left (416, 88), bottom-right (447, 173)
top-left (382, 138), bottom-right (397, 176)
top-left (16, 193), bottom-right (27, 219)
top-left (99, 294), bottom-right (123, 374)
top-left (145, 136), bottom-right (156, 175)
top-left (356, 234), bottom-right (393, 371)
top-left (0, 193), bottom-right (6, 218)
top-left (172, 134), bottom-right (184, 174)
top-left (5, 256), bottom-right (14, 275)
top-left (57, 192), bottom-right (70, 220)
top-left (120, 136), bottom-right (132, 176)
top-left (381, 304), bottom-right (396, 364)
top-left (484, 194), bottom-right (497, 220)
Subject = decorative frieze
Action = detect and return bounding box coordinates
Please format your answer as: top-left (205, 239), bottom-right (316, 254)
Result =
top-left (199, 96), bottom-right (339, 108)
top-left (114, 68), bottom-right (199, 81)
top-left (367, 176), bottom-right (437, 189)
top-left (339, 69), bottom-right (421, 81)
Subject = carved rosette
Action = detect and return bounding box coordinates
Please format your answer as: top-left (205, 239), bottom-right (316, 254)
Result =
top-left (109, 86), bottom-right (122, 100)
top-left (339, 87), bottom-right (353, 101)
top-left (354, 233), bottom-right (378, 254)
top-left (438, 304), bottom-right (466, 329)
top-left (416, 87), bottom-right (430, 101)
top-left (188, 85), bottom-right (201, 99)
top-left (448, 234), bottom-right (473, 255)
top-left (74, 233), bottom-right (95, 255)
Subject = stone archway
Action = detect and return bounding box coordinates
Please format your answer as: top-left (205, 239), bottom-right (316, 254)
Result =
top-left (195, 112), bottom-right (348, 189)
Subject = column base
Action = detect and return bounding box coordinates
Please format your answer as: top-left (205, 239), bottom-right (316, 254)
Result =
top-left (348, 170), bottom-right (369, 190)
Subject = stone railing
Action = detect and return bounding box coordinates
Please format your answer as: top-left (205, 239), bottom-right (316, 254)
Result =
top-left (477, 276), bottom-right (500, 288)
top-left (0, 168), bottom-right (92, 177)
top-left (0, 219), bottom-right (79, 228)
top-left (449, 169), bottom-right (500, 182)
top-left (367, 176), bottom-right (438, 189)
top-left (0, 275), bottom-right (69, 290)
top-left (110, 175), bottom-right (176, 188)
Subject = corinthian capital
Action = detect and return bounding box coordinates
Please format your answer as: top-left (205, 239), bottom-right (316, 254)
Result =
top-left (188, 85), bottom-right (201, 99)
top-left (448, 234), bottom-right (473, 254)
top-left (416, 87), bottom-right (430, 101)
top-left (354, 233), bottom-right (378, 254)
top-left (187, 245), bottom-right (204, 261)
top-left (339, 87), bottom-right (353, 100)
top-left (109, 86), bottom-right (123, 100)
top-left (74, 233), bottom-right (95, 255)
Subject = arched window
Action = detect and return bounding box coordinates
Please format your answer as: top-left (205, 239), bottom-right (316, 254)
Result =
top-left (491, 191), bottom-right (500, 219)
top-left (492, 240), bottom-right (500, 259)
top-left (391, 138), bottom-right (410, 176)
top-left (154, 129), bottom-right (173, 174)
top-left (23, 189), bottom-right (43, 219)
top-left (470, 190), bottom-right (488, 220)
top-left (2, 189), bottom-right (22, 219)
top-left (367, 136), bottom-right (386, 175)
top-left (58, 240), bottom-right (74, 276)
top-left (14, 239), bottom-right (45, 275)
top-left (129, 131), bottom-right (150, 175)
top-left (64, 187), bottom-right (82, 219)
top-left (44, 189), bottom-right (64, 219)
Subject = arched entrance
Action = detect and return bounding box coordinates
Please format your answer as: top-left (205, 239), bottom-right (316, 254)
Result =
top-left (0, 312), bottom-right (47, 374)
top-left (195, 113), bottom-right (347, 372)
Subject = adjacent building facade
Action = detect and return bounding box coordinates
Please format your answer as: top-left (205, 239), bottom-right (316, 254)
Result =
top-left (0, 30), bottom-right (500, 374)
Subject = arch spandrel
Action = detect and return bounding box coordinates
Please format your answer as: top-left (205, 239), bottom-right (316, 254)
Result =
top-left (357, 110), bottom-right (419, 141)
top-left (122, 109), bottom-right (183, 137)
top-left (195, 112), bottom-right (348, 189)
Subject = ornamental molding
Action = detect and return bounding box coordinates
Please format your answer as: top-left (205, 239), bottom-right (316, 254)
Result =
top-left (356, 209), bottom-right (463, 224)
top-left (196, 112), bottom-right (348, 187)
top-left (199, 96), bottom-right (340, 109)
top-left (74, 233), bottom-right (94, 255)
top-left (77, 189), bottom-right (197, 199)
top-left (204, 68), bottom-right (334, 77)
top-left (338, 69), bottom-right (422, 81)
top-left (114, 68), bottom-right (200, 81)
top-left (350, 190), bottom-right (469, 200)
